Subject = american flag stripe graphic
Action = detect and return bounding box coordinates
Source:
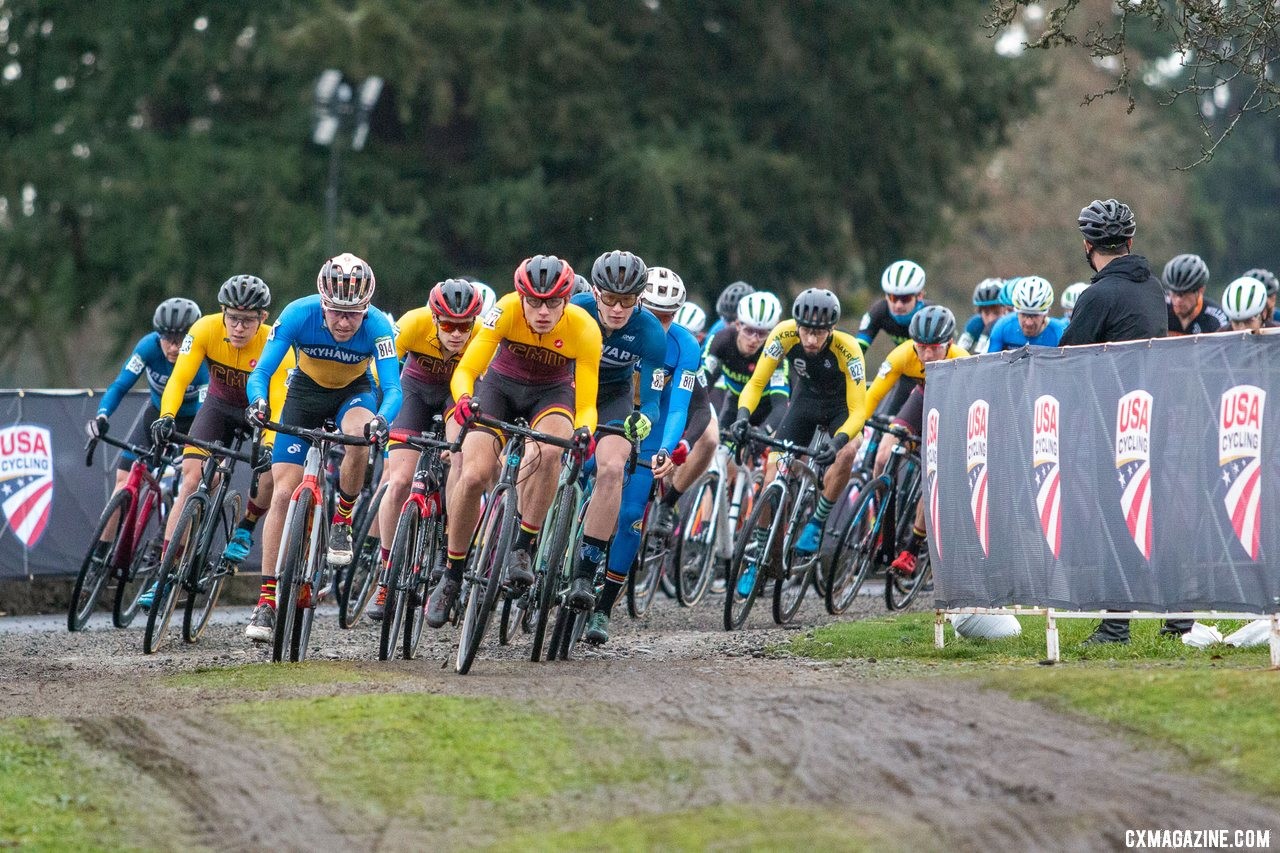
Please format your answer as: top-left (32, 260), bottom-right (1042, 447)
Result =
top-left (3, 475), bottom-right (52, 547)
top-left (1119, 462), bottom-right (1152, 559)
top-left (1036, 466), bottom-right (1061, 558)
top-left (969, 469), bottom-right (987, 555)
top-left (1225, 458), bottom-right (1261, 560)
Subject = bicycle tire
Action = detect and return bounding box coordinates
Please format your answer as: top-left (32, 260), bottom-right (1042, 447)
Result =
top-left (530, 483), bottom-right (578, 663)
top-left (456, 486), bottom-right (514, 675)
top-left (273, 490), bottom-right (316, 664)
top-left (338, 482), bottom-right (387, 629)
top-left (114, 489), bottom-right (168, 629)
top-left (774, 481), bottom-right (819, 625)
top-left (723, 481), bottom-right (783, 631)
top-left (827, 479), bottom-right (887, 615)
top-left (816, 478), bottom-right (862, 602)
top-left (404, 515), bottom-right (440, 661)
top-left (380, 504), bottom-right (417, 661)
top-left (68, 491), bottom-right (131, 632)
top-left (885, 548), bottom-right (931, 611)
top-left (675, 474), bottom-right (718, 607)
top-left (181, 490), bottom-right (239, 644)
top-left (144, 496), bottom-right (204, 654)
top-left (627, 507), bottom-right (664, 619)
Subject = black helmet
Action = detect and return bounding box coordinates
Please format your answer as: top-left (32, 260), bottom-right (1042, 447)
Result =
top-left (972, 277), bottom-right (1004, 307)
top-left (153, 297), bottom-right (202, 335)
top-left (1078, 198), bottom-right (1136, 247)
top-left (908, 305), bottom-right (956, 345)
top-left (715, 281), bottom-right (754, 322)
top-left (792, 288), bottom-right (841, 329)
top-left (1242, 267), bottom-right (1279, 297)
top-left (1162, 254), bottom-right (1208, 293)
top-left (218, 275), bottom-right (271, 310)
top-left (590, 250), bottom-right (648, 296)
top-left (571, 274), bottom-right (592, 297)
top-left (428, 278), bottom-right (482, 320)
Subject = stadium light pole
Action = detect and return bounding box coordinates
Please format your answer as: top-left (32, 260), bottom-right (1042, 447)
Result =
top-left (312, 70), bottom-right (383, 256)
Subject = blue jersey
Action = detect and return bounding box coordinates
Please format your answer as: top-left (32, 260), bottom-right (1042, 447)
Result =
top-left (249, 294), bottom-right (403, 423)
top-left (571, 293), bottom-right (667, 427)
top-left (99, 332), bottom-right (207, 418)
top-left (985, 313), bottom-right (1068, 352)
top-left (647, 323), bottom-right (702, 455)
top-left (958, 313), bottom-right (999, 355)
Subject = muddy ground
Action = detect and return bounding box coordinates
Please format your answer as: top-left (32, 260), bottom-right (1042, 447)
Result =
top-left (2, 593), bottom-right (1277, 852)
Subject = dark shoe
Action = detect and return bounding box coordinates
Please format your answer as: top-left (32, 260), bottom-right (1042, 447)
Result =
top-left (567, 577), bottom-right (596, 611)
top-left (585, 610), bottom-right (610, 645)
top-left (651, 503), bottom-right (678, 538)
top-left (1158, 621), bottom-right (1192, 638)
top-left (327, 522), bottom-right (354, 566)
top-left (367, 583), bottom-right (387, 622)
top-left (426, 577), bottom-right (460, 629)
top-left (505, 549), bottom-right (534, 587)
top-left (1081, 620), bottom-right (1130, 646)
top-left (245, 603), bottom-right (275, 643)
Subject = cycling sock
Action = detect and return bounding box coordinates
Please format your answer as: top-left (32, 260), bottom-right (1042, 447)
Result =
top-left (93, 539), bottom-right (111, 558)
top-left (237, 501), bottom-right (267, 533)
top-left (379, 546), bottom-right (391, 564)
top-left (596, 569), bottom-right (627, 614)
top-left (814, 495), bottom-right (835, 524)
top-left (514, 520), bottom-right (539, 554)
top-left (907, 524), bottom-right (927, 552)
top-left (661, 486), bottom-right (683, 507)
top-left (445, 550), bottom-right (467, 582)
top-left (258, 577), bottom-right (277, 607)
top-left (161, 538), bottom-right (170, 553)
top-left (575, 535), bottom-right (609, 581)
top-left (333, 490), bottom-right (356, 526)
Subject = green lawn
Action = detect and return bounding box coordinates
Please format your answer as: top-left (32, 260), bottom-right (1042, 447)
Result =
top-left (164, 660), bottom-right (383, 691)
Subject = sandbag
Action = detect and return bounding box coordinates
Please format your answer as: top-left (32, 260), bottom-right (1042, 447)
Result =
top-left (950, 613), bottom-right (1022, 639)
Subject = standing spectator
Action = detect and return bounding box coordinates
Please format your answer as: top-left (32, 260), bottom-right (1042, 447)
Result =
top-left (1060, 199), bottom-right (1191, 645)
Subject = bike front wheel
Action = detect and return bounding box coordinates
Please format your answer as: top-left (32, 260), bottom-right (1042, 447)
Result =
top-left (380, 504), bottom-right (417, 661)
top-left (115, 488), bottom-right (168, 629)
top-left (69, 491), bottom-right (131, 632)
top-left (144, 496), bottom-right (204, 655)
top-left (273, 490), bottom-right (316, 664)
top-left (456, 487), bottom-right (514, 675)
top-left (675, 474), bottom-right (718, 608)
top-left (339, 482), bottom-right (388, 629)
top-left (724, 482), bottom-right (783, 631)
top-left (827, 479), bottom-right (887, 615)
top-left (183, 490), bottom-right (240, 644)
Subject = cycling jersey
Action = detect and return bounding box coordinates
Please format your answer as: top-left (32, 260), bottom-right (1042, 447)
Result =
top-left (701, 326), bottom-right (788, 399)
top-left (396, 307), bottom-right (476, 385)
top-left (863, 339), bottom-right (968, 421)
top-left (855, 298), bottom-right (928, 351)
top-left (161, 314), bottom-right (293, 417)
top-left (985, 313), bottom-right (1068, 352)
top-left (452, 292), bottom-right (603, 432)
top-left (957, 313), bottom-right (997, 355)
top-left (740, 321), bottom-right (868, 439)
top-left (1166, 299), bottom-right (1226, 335)
top-left (249, 294), bottom-right (403, 423)
top-left (99, 332), bottom-right (207, 419)
top-left (570, 293), bottom-right (666, 428)
top-left (650, 322), bottom-right (702, 454)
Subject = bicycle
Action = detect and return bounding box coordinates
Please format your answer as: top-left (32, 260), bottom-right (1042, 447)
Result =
top-left (625, 463), bottom-right (668, 620)
top-left (259, 419), bottom-right (383, 663)
top-left (378, 421), bottom-right (456, 661)
top-left (723, 427), bottom-right (826, 630)
top-left (70, 432), bottom-right (176, 632)
top-left (335, 447), bottom-right (386, 630)
top-left (817, 423), bottom-right (886, 613)
top-left (142, 429), bottom-right (259, 654)
top-left (673, 431), bottom-right (763, 608)
top-left (827, 417), bottom-right (931, 614)
top-left (455, 409), bottom-right (587, 674)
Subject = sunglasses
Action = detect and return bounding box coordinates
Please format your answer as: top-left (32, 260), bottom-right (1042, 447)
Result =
top-left (886, 294), bottom-right (916, 305)
top-left (437, 319), bottom-right (472, 334)
top-left (738, 326), bottom-right (769, 339)
top-left (324, 307), bottom-right (366, 322)
top-left (596, 291), bottom-right (639, 309)
top-left (523, 296), bottom-right (565, 311)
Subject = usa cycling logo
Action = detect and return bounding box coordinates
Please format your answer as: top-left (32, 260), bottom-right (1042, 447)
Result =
top-left (1032, 395), bottom-right (1061, 559)
top-left (1219, 385), bottom-right (1265, 560)
top-left (965, 400), bottom-right (988, 556)
top-left (1115, 390), bottom-right (1153, 559)
top-left (0, 425), bottom-right (53, 549)
top-left (925, 407), bottom-right (941, 558)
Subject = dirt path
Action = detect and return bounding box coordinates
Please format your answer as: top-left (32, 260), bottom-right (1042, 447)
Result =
top-left (2, 596), bottom-right (1277, 851)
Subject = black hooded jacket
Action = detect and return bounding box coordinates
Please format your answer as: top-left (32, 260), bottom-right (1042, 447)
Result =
top-left (1059, 254), bottom-right (1169, 346)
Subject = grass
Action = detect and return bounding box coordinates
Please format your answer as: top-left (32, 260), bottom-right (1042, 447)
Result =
top-left (164, 660), bottom-right (382, 690)
top-left (489, 804), bottom-right (936, 852)
top-left (0, 718), bottom-right (184, 851)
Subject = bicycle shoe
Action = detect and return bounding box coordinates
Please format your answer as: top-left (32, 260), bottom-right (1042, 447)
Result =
top-left (567, 576), bottom-right (596, 611)
top-left (735, 562), bottom-right (758, 597)
top-left (650, 503), bottom-right (678, 538)
top-left (585, 610), bottom-right (610, 645)
top-left (794, 520), bottom-right (824, 555)
top-left (137, 581), bottom-right (159, 611)
top-left (245, 603), bottom-right (275, 642)
top-left (327, 522), bottom-right (354, 566)
top-left (222, 528), bottom-right (253, 563)
top-left (890, 549), bottom-right (917, 576)
top-left (426, 576), bottom-right (460, 628)
top-left (505, 548), bottom-right (534, 587)
top-left (367, 583), bottom-right (387, 622)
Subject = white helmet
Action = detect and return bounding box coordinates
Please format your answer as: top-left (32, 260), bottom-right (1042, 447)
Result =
top-left (317, 252), bottom-right (376, 308)
top-left (641, 266), bottom-right (686, 312)
top-left (1060, 282), bottom-right (1089, 312)
top-left (881, 260), bottom-right (926, 296)
top-left (1010, 275), bottom-right (1054, 315)
top-left (472, 280), bottom-right (497, 317)
top-left (673, 302), bottom-right (707, 335)
top-left (736, 292), bottom-right (783, 331)
top-left (1222, 276), bottom-right (1268, 322)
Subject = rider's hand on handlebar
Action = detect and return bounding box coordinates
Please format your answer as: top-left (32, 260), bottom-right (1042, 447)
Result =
top-left (86, 414), bottom-right (109, 439)
top-left (245, 398), bottom-right (269, 427)
top-left (622, 412), bottom-right (652, 442)
top-left (364, 414), bottom-right (390, 446)
top-left (149, 415), bottom-right (176, 447)
top-left (813, 432), bottom-right (849, 466)
top-left (651, 450), bottom-right (673, 479)
top-left (730, 414), bottom-right (751, 445)
top-left (572, 426), bottom-right (596, 462)
top-left (454, 394), bottom-right (475, 426)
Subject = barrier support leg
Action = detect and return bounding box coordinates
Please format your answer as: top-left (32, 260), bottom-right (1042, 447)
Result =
top-left (935, 610), bottom-right (946, 649)
top-left (1270, 614), bottom-right (1280, 670)
top-left (1046, 608), bottom-right (1060, 663)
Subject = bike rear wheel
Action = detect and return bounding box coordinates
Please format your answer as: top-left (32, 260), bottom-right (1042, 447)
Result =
top-left (724, 482), bottom-right (783, 631)
top-left (675, 474), bottom-right (718, 607)
top-left (456, 487), bottom-right (514, 674)
top-left (403, 516), bottom-right (440, 660)
top-left (380, 505), bottom-right (417, 661)
top-left (69, 491), bottom-right (131, 632)
top-left (530, 484), bottom-right (578, 663)
top-left (338, 482), bottom-right (388, 629)
top-left (183, 491), bottom-right (240, 643)
top-left (774, 482), bottom-right (819, 625)
top-left (626, 507), bottom-right (665, 619)
top-left (273, 490), bottom-right (316, 664)
top-left (144, 497), bottom-right (204, 654)
top-left (114, 489), bottom-right (168, 629)
top-left (827, 479), bottom-right (887, 615)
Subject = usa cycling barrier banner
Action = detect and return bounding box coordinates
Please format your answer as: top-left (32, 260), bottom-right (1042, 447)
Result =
top-left (923, 331), bottom-right (1280, 614)
top-left (0, 390), bottom-right (263, 579)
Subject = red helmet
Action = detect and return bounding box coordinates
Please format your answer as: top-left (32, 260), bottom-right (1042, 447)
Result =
top-left (428, 278), bottom-right (482, 321)
top-left (513, 255), bottom-right (575, 299)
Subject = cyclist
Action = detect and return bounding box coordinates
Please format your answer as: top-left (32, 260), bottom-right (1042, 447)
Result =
top-left (585, 266), bottom-right (703, 644)
top-left (730, 289), bottom-right (868, 592)
top-left (985, 276), bottom-right (1067, 351)
top-left (367, 278), bottom-right (483, 621)
top-left (571, 274), bottom-right (593, 297)
top-left (427, 255), bottom-right (602, 626)
top-left (865, 306), bottom-right (966, 575)
top-left (467, 278), bottom-right (498, 319)
top-left (706, 280), bottom-right (754, 342)
top-left (856, 259), bottom-right (928, 353)
top-left (1060, 282), bottom-right (1090, 321)
top-left (145, 277), bottom-right (292, 609)
top-left (563, 251), bottom-right (666, 613)
top-left (702, 291), bottom-right (787, 423)
top-left (957, 277), bottom-right (1007, 354)
top-left (1221, 276), bottom-right (1275, 331)
top-left (1163, 253), bottom-right (1226, 335)
top-left (88, 298), bottom-right (207, 498)
top-left (1241, 268), bottom-right (1279, 323)
top-left (243, 253), bottom-right (402, 642)
top-left (674, 301), bottom-right (708, 342)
